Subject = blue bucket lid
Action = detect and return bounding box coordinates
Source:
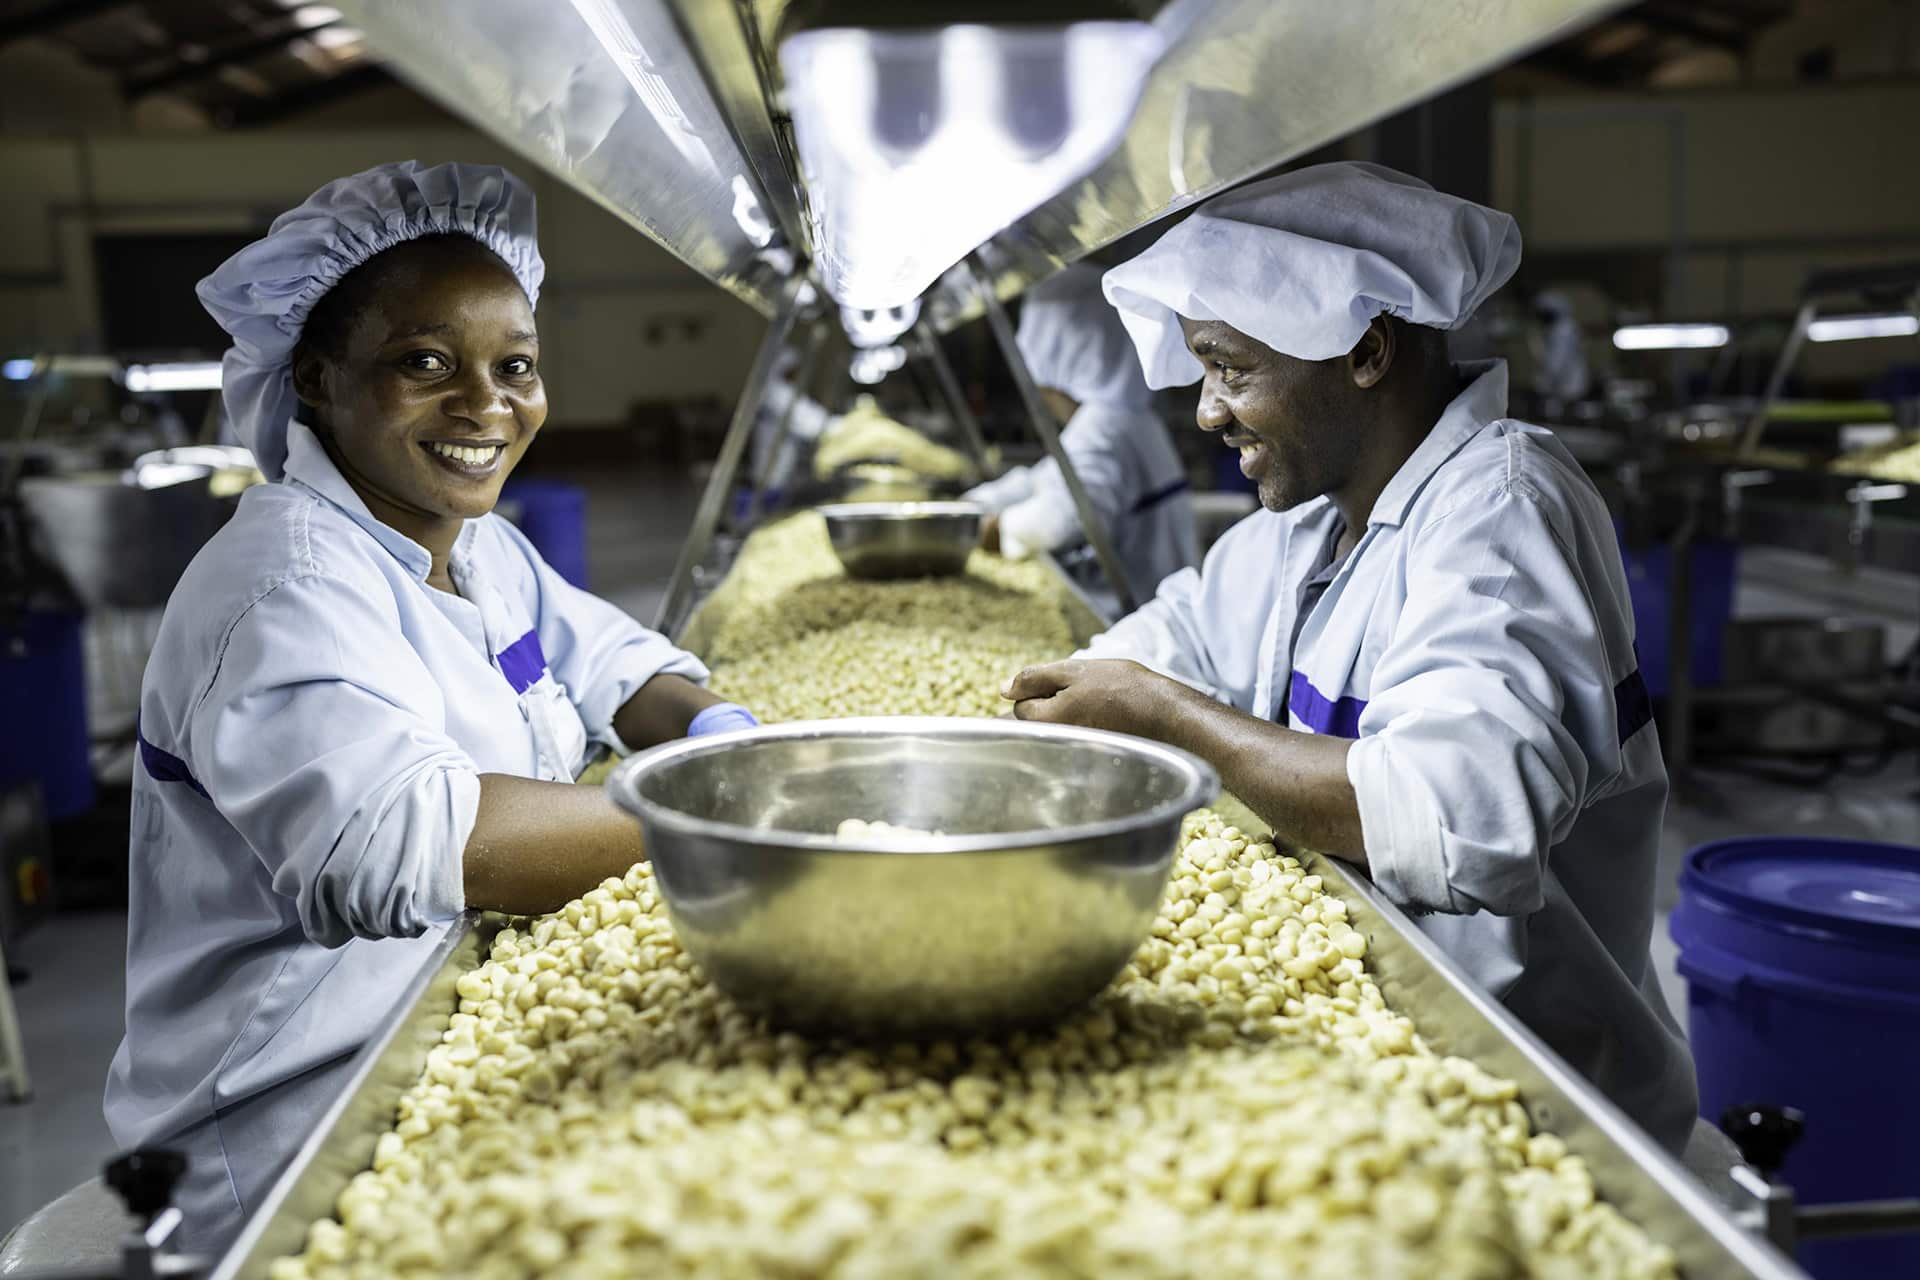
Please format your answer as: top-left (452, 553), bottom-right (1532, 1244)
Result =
top-left (1682, 836), bottom-right (1920, 948)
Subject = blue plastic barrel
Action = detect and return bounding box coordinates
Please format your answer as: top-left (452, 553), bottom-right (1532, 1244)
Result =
top-left (500, 479), bottom-right (589, 590)
top-left (0, 610), bottom-right (94, 820)
top-left (1671, 837), bottom-right (1920, 1278)
top-left (1617, 533), bottom-right (1738, 698)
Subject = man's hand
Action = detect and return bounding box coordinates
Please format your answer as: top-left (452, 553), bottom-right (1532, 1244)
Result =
top-left (980, 512), bottom-right (1002, 555)
top-left (1002, 659), bottom-right (1181, 738)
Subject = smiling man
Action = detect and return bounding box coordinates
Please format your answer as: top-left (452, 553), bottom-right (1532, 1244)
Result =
top-left (1004, 162), bottom-right (1696, 1150)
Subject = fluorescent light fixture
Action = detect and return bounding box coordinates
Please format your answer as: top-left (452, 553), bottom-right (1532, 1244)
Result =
top-left (1808, 312), bottom-right (1920, 343)
top-left (782, 21), bottom-right (1164, 311)
top-left (849, 345), bottom-right (907, 385)
top-left (292, 5), bottom-right (341, 26)
top-left (2, 358), bottom-right (34, 381)
top-left (1612, 323), bottom-right (1730, 351)
top-left (125, 362), bottom-right (224, 392)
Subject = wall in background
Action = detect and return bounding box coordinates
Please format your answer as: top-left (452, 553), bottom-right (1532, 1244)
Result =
top-left (1493, 80), bottom-right (1920, 389)
top-left (0, 128), bottom-right (770, 428)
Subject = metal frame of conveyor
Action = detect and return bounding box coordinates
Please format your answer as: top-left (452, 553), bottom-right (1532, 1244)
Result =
top-left (654, 273), bottom-right (810, 637)
top-left (1737, 264), bottom-right (1920, 460)
top-left (967, 256), bottom-right (1140, 616)
top-left (202, 850), bottom-right (1816, 1280)
top-left (740, 323), bottom-right (832, 525)
top-left (912, 320), bottom-right (999, 480)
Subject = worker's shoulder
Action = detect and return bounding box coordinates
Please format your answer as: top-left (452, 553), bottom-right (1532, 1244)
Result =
top-left (1417, 417), bottom-right (1607, 534)
top-left (160, 481), bottom-right (408, 645)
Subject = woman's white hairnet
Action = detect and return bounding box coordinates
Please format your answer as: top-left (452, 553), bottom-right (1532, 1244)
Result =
top-left (1016, 262), bottom-right (1154, 408)
top-left (1101, 161), bottom-right (1521, 389)
top-left (197, 160), bottom-right (545, 481)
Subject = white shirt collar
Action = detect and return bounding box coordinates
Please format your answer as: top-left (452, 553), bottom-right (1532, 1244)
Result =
top-left (279, 418), bottom-right (477, 582)
top-left (1368, 359), bottom-right (1510, 528)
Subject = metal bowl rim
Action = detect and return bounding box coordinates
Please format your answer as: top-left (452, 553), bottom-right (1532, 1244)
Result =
top-left (606, 716), bottom-right (1220, 855)
top-left (817, 501), bottom-right (984, 521)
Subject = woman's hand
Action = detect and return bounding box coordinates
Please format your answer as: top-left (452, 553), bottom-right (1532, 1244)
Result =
top-left (614, 673), bottom-right (728, 750)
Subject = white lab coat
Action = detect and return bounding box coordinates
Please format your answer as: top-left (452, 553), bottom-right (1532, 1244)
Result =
top-left (966, 403), bottom-right (1199, 605)
top-left (1082, 362), bottom-right (1696, 1151)
top-left (105, 420), bottom-right (706, 1252)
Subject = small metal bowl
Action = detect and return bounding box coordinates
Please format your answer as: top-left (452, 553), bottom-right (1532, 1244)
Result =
top-left (818, 501), bottom-right (983, 579)
top-left (608, 717), bottom-right (1218, 1035)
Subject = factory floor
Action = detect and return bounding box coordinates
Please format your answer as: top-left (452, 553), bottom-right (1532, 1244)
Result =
top-left (4, 466), bottom-right (1917, 1241)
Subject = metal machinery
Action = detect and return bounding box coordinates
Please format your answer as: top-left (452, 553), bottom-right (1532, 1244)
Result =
top-left (1609, 264), bottom-right (1920, 782)
top-left (19, 0), bottom-right (1910, 1276)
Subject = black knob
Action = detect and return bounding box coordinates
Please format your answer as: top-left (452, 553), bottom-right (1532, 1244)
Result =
top-left (104, 1148), bottom-right (188, 1221)
top-left (1720, 1103), bottom-right (1806, 1177)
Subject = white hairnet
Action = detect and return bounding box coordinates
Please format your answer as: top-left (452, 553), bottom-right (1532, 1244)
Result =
top-left (1016, 262), bottom-right (1153, 408)
top-left (1101, 161), bottom-right (1521, 389)
top-left (197, 160), bottom-right (545, 481)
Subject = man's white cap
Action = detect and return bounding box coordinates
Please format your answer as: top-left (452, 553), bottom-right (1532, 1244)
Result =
top-left (1101, 161), bottom-right (1522, 388)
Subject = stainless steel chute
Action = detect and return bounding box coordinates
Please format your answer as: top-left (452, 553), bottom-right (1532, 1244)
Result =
top-left (335, 0), bottom-right (1626, 326)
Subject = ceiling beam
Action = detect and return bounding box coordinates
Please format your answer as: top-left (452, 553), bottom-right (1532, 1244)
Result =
top-left (1635, 2), bottom-right (1753, 52)
top-left (124, 20), bottom-right (336, 97)
top-left (0, 0), bottom-right (130, 47)
top-left (218, 62), bottom-right (388, 127)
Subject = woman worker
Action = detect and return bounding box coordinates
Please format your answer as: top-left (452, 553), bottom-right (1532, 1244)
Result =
top-left (965, 263), bottom-right (1199, 607)
top-left (104, 161), bottom-right (757, 1251)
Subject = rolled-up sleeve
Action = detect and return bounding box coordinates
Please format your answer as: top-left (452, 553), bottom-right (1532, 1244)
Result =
top-left (1347, 485), bottom-right (1610, 917)
top-left (192, 574), bottom-right (478, 948)
top-left (496, 519), bottom-right (708, 750)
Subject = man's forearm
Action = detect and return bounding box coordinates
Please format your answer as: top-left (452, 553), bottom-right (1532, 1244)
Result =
top-left (1152, 681), bottom-right (1367, 863)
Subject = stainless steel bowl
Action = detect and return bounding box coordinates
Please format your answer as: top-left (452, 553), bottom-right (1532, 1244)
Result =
top-left (818, 501), bottom-right (982, 579)
top-left (608, 717), bottom-right (1218, 1035)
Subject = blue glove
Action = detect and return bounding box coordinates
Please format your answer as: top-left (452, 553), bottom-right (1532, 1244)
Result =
top-left (686, 702), bottom-right (760, 738)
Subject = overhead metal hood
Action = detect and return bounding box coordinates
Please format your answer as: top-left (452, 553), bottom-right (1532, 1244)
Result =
top-left (334, 0), bottom-right (1624, 330)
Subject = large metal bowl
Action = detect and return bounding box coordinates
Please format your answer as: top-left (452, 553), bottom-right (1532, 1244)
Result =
top-left (818, 501), bottom-right (982, 579)
top-left (608, 717), bottom-right (1218, 1035)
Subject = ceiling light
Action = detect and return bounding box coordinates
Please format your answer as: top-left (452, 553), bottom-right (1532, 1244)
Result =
top-left (2, 359), bottom-right (35, 381)
top-left (292, 5), bottom-right (342, 27)
top-left (1807, 312), bottom-right (1920, 343)
top-left (1611, 323), bottom-right (1730, 351)
top-left (125, 362), bottom-right (224, 393)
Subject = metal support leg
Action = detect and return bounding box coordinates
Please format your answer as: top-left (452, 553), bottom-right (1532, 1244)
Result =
top-left (743, 324), bottom-right (829, 525)
top-left (0, 937), bottom-right (30, 1102)
top-left (914, 319), bottom-right (996, 479)
top-left (966, 257), bottom-right (1138, 615)
top-left (656, 276), bottom-right (805, 635)
top-left (1737, 300), bottom-right (1815, 459)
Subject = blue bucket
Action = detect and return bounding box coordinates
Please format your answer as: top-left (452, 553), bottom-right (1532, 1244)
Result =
top-left (1672, 836), bottom-right (1920, 1278)
top-left (500, 480), bottom-right (589, 590)
top-left (0, 610), bottom-right (94, 820)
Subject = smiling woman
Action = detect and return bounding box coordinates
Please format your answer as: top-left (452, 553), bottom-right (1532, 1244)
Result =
top-left (105, 161), bottom-right (759, 1257)
top-left (292, 235), bottom-right (548, 591)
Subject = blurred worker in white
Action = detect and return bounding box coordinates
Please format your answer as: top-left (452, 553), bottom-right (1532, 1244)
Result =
top-left (107, 161), bottom-right (757, 1253)
top-left (965, 263), bottom-right (1199, 605)
top-left (1531, 289), bottom-right (1592, 410)
top-left (1004, 163), bottom-right (1695, 1151)
top-left (748, 344), bottom-right (833, 498)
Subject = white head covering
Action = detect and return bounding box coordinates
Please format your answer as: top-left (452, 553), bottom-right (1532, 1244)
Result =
top-left (1016, 262), bottom-right (1154, 409)
top-left (1101, 161), bottom-right (1521, 389)
top-left (197, 160), bottom-right (545, 481)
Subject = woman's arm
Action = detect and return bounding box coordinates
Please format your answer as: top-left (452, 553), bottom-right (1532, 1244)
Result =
top-left (464, 774), bottom-right (648, 916)
top-left (612, 672), bottom-right (727, 751)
